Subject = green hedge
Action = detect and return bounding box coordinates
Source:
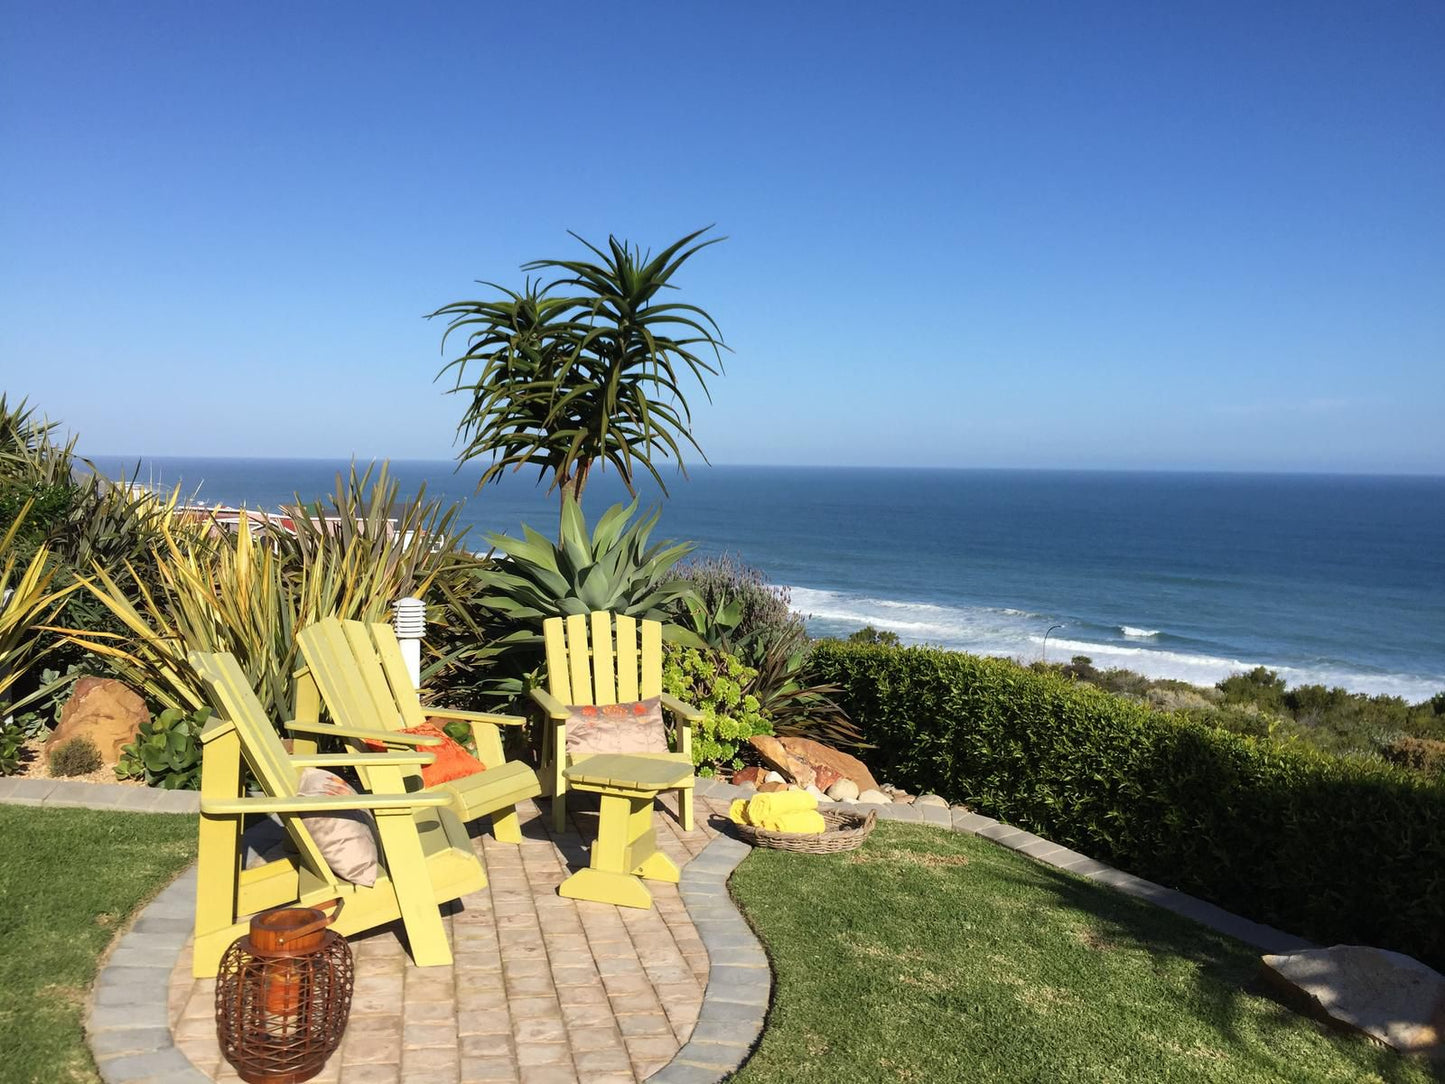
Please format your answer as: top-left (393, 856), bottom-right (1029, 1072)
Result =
top-left (809, 641), bottom-right (1445, 969)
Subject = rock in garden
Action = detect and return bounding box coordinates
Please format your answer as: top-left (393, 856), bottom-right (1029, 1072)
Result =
top-left (776, 736), bottom-right (879, 792)
top-left (1260, 945), bottom-right (1445, 1055)
top-left (757, 781), bottom-right (790, 794)
top-left (732, 766), bottom-right (765, 786)
top-left (813, 765), bottom-right (842, 792)
top-left (856, 788), bottom-right (891, 805)
top-left (763, 770), bottom-right (786, 784)
top-left (893, 793), bottom-right (916, 805)
top-left (916, 793), bottom-right (949, 809)
top-left (748, 735), bottom-right (817, 789)
top-left (804, 784), bottom-right (831, 803)
top-left (44, 677), bottom-right (148, 766)
top-left (826, 779), bottom-right (860, 802)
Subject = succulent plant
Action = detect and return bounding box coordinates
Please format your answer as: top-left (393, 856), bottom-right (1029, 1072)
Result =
top-left (115, 706), bottom-right (209, 790)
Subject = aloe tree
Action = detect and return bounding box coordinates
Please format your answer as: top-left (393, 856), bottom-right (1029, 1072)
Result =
top-left (432, 227), bottom-right (727, 503)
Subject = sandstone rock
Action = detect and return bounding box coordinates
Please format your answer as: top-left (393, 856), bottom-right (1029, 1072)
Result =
top-left (916, 793), bottom-right (949, 809)
top-left (756, 781), bottom-right (790, 794)
top-left (775, 736), bottom-right (878, 792)
top-left (1260, 945), bottom-right (1445, 1056)
top-left (813, 765), bottom-right (842, 793)
top-left (732, 766), bottom-right (766, 786)
top-left (763, 770), bottom-right (786, 784)
top-left (44, 678), bottom-right (148, 766)
top-left (804, 784), bottom-right (829, 803)
top-left (826, 779), bottom-right (859, 802)
top-left (748, 735), bottom-right (817, 789)
top-left (893, 793), bottom-right (916, 805)
top-left (856, 788), bottom-right (891, 805)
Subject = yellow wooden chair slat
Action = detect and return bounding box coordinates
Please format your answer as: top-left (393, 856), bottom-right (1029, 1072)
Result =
top-left (189, 650), bottom-right (485, 978)
top-left (532, 611), bottom-right (701, 833)
top-left (294, 617), bottom-right (542, 843)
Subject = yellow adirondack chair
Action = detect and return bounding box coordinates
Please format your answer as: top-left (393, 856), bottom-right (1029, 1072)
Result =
top-left (190, 650), bottom-right (486, 978)
top-left (293, 616), bottom-right (541, 842)
top-left (532, 612), bottom-right (703, 833)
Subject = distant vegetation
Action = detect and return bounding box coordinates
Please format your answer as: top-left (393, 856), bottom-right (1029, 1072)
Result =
top-left (1030, 655), bottom-right (1445, 775)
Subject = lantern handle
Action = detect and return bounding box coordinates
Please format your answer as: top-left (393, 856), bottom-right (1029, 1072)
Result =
top-left (277, 898), bottom-right (344, 945)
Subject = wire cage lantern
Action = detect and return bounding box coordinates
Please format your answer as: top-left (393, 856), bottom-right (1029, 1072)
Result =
top-left (215, 899), bottom-right (355, 1084)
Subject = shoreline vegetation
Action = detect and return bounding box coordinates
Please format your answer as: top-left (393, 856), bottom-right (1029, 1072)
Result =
top-left (840, 625), bottom-right (1445, 777)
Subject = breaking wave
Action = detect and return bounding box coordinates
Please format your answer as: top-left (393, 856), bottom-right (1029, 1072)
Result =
top-left (783, 585), bottom-right (1445, 702)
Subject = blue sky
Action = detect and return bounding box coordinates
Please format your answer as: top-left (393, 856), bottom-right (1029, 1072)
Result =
top-left (2, 2), bottom-right (1442, 473)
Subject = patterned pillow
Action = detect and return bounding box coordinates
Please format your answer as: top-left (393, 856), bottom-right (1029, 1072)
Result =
top-left (363, 720), bottom-right (486, 786)
top-left (565, 697), bottom-right (668, 756)
top-left (296, 768), bottom-right (380, 887)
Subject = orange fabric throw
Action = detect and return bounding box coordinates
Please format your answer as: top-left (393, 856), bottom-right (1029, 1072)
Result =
top-left (363, 721), bottom-right (485, 787)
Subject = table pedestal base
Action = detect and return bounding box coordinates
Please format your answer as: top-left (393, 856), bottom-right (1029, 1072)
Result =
top-left (558, 789), bottom-right (682, 908)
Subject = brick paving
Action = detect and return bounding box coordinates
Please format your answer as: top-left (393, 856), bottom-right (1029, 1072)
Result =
top-left (165, 793), bottom-right (740, 1084)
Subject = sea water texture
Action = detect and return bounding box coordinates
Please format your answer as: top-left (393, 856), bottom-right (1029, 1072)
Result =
top-left (96, 459), bottom-right (1445, 702)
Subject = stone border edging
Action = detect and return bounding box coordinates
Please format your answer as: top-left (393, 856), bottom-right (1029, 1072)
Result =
top-left (0, 776), bottom-right (200, 813)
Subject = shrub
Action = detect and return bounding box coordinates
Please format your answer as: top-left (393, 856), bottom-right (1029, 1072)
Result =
top-left (116, 707), bottom-right (209, 790)
top-left (808, 640), bottom-right (1445, 971)
top-left (48, 736), bottom-right (102, 777)
top-left (1380, 736), bottom-right (1445, 776)
top-left (662, 645), bottom-right (771, 776)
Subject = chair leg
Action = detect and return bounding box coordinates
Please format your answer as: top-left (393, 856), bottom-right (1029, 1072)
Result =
top-left (679, 786), bottom-right (695, 833)
top-left (551, 753), bottom-right (569, 833)
top-left (374, 809), bottom-right (453, 967)
top-left (552, 785), bottom-right (569, 833)
top-left (491, 805), bottom-right (523, 844)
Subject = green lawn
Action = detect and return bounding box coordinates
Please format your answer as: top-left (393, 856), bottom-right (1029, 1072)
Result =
top-left (0, 806), bottom-right (195, 1084)
top-left (729, 822), bottom-right (1430, 1084)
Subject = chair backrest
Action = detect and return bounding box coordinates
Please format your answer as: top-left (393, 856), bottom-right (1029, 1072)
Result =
top-left (542, 611), bottom-right (662, 707)
top-left (297, 617), bottom-right (400, 733)
top-left (368, 621), bottom-right (429, 729)
top-left (190, 650), bottom-right (336, 884)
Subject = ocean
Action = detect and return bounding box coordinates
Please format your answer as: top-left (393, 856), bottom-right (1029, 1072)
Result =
top-left (93, 457), bottom-right (1445, 702)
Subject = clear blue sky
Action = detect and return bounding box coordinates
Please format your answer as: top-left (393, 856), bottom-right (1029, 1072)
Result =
top-left (3, 2), bottom-right (1442, 473)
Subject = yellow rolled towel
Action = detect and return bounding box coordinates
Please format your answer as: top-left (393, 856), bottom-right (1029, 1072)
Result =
top-left (733, 790), bottom-right (823, 833)
top-left (754, 809), bottom-right (826, 834)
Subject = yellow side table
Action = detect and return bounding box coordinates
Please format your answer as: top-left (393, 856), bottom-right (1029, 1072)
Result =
top-left (558, 754), bottom-right (695, 909)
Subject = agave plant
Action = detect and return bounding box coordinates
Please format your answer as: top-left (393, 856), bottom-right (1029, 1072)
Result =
top-left (475, 497), bottom-right (700, 701)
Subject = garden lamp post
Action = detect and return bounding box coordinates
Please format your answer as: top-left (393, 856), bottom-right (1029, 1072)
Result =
top-left (1042, 624), bottom-right (1064, 663)
top-left (392, 597), bottom-right (426, 689)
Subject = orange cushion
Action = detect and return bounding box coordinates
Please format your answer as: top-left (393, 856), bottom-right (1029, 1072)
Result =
top-left (363, 721), bottom-right (485, 787)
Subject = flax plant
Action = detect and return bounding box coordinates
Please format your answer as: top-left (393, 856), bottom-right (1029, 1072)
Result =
top-left (0, 505), bottom-right (80, 712)
top-left (68, 465), bottom-right (488, 722)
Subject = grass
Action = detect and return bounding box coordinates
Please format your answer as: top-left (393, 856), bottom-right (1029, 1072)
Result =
top-left (728, 822), bottom-right (1433, 1084)
top-left (0, 806), bottom-right (195, 1084)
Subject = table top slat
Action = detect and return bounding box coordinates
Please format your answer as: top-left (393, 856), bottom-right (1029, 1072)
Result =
top-left (565, 753), bottom-right (693, 790)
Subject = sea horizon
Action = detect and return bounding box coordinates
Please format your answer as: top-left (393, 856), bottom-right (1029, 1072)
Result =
top-left (85, 456), bottom-right (1445, 704)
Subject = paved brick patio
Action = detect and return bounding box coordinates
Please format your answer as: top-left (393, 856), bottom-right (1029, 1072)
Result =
top-left (166, 793), bottom-right (739, 1084)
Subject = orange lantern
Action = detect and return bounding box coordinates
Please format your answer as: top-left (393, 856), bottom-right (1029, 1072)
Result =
top-left (215, 900), bottom-right (354, 1084)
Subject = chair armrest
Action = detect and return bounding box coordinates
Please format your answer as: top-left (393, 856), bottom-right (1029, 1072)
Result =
top-left (530, 688), bottom-right (570, 721)
top-left (659, 693), bottom-right (703, 723)
top-left (290, 752), bottom-right (436, 769)
top-left (202, 792), bottom-right (452, 815)
top-left (424, 707), bottom-right (527, 727)
top-left (284, 720), bottom-right (443, 746)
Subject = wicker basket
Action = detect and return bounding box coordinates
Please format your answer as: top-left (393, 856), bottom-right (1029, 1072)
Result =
top-left (734, 808), bottom-right (877, 854)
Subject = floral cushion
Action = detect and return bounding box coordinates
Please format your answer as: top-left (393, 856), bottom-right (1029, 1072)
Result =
top-left (565, 697), bottom-right (668, 756)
